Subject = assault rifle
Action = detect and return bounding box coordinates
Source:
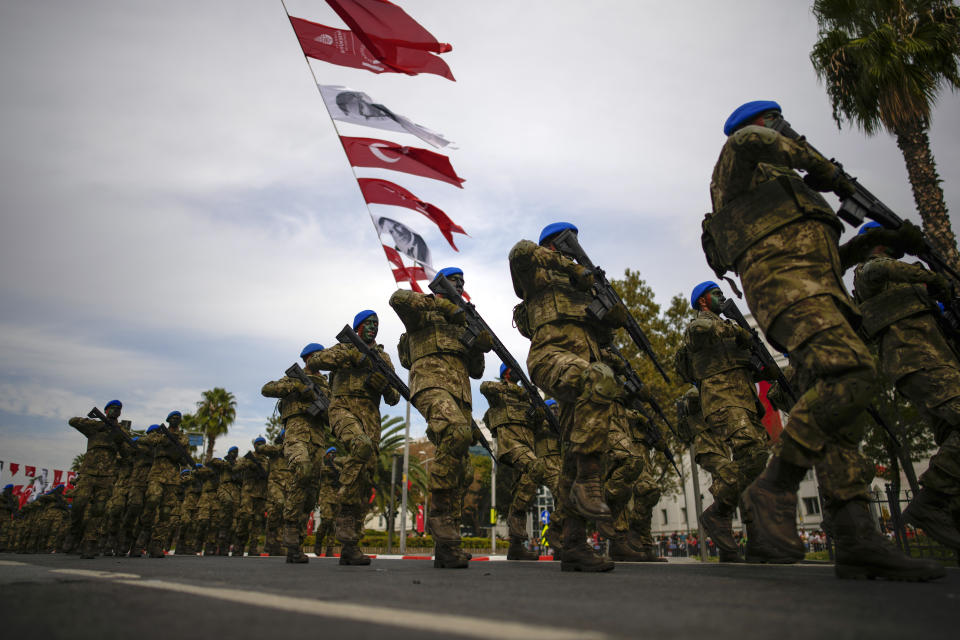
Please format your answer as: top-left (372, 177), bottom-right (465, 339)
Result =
top-left (604, 344), bottom-right (682, 478)
top-left (285, 363), bottom-right (330, 415)
top-left (768, 114), bottom-right (960, 336)
top-left (428, 275), bottom-right (561, 436)
top-left (336, 322), bottom-right (498, 460)
top-left (550, 228), bottom-right (672, 383)
top-left (157, 422), bottom-right (195, 468)
top-left (719, 298), bottom-right (797, 405)
top-left (88, 407), bottom-right (139, 449)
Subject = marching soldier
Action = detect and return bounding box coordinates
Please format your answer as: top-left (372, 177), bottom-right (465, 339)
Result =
top-left (390, 268), bottom-right (492, 569)
top-left (315, 446), bottom-right (341, 557)
top-left (260, 430), bottom-right (288, 556)
top-left (175, 466), bottom-right (201, 554)
top-left (702, 100), bottom-right (941, 579)
top-left (208, 447), bottom-right (242, 556)
top-left (675, 281), bottom-right (771, 562)
top-left (235, 438), bottom-right (270, 557)
top-left (194, 462), bottom-right (219, 555)
top-left (137, 413), bottom-right (191, 558)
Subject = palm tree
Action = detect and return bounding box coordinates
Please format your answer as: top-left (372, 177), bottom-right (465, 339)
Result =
top-left (371, 415), bottom-right (427, 523)
top-left (195, 387), bottom-right (237, 462)
top-left (810, 0), bottom-right (960, 270)
top-left (70, 453), bottom-right (85, 472)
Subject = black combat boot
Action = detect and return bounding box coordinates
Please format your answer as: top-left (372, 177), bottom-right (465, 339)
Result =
top-left (433, 542), bottom-right (470, 568)
top-left (285, 547), bottom-right (309, 563)
top-left (130, 530), bottom-right (149, 558)
top-left (902, 486), bottom-right (960, 550)
top-left (700, 502), bottom-right (743, 563)
top-left (545, 522), bottom-right (563, 561)
top-left (832, 499), bottom-right (945, 581)
top-left (610, 535), bottom-right (648, 562)
top-left (560, 517), bottom-right (613, 573)
top-left (80, 540), bottom-right (97, 560)
top-left (283, 525), bottom-right (308, 563)
top-left (339, 543), bottom-right (371, 566)
top-left (625, 526), bottom-right (667, 562)
top-left (569, 455), bottom-right (611, 520)
top-left (741, 456), bottom-right (807, 564)
top-left (202, 541), bottom-right (216, 556)
top-left (324, 545), bottom-right (334, 557)
top-left (507, 537), bottom-right (539, 560)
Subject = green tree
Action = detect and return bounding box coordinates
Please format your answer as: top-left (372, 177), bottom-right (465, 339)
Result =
top-left (610, 269), bottom-right (694, 495)
top-left (195, 387), bottom-right (237, 462)
top-left (70, 453), bottom-right (85, 472)
top-left (264, 412), bottom-right (283, 442)
top-left (179, 412), bottom-right (202, 458)
top-left (370, 415), bottom-right (427, 525)
top-left (810, 0), bottom-right (960, 270)
top-left (861, 372), bottom-right (936, 484)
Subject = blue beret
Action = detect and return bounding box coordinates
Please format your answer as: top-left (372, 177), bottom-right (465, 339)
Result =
top-left (279, 429), bottom-right (285, 438)
top-left (325, 446), bottom-right (337, 455)
top-left (723, 100), bottom-right (782, 136)
top-left (436, 267), bottom-right (463, 279)
top-left (300, 343), bottom-right (324, 358)
top-left (131, 436), bottom-right (140, 443)
top-left (180, 468), bottom-right (191, 475)
top-left (228, 446), bottom-right (238, 454)
top-left (3, 484), bottom-right (13, 490)
top-left (194, 463), bottom-right (202, 469)
top-left (499, 363), bottom-right (509, 379)
top-left (105, 399), bottom-right (122, 409)
top-left (690, 281), bottom-right (721, 310)
top-left (253, 437), bottom-right (266, 445)
top-left (353, 310), bottom-right (377, 330)
top-left (54, 484), bottom-right (64, 490)
top-left (146, 424), bottom-right (161, 434)
top-left (166, 410), bottom-right (181, 420)
top-left (539, 222), bottom-right (577, 245)
top-left (858, 221), bottom-right (883, 235)
top-left (213, 457), bottom-right (222, 461)
top-left (545, 399), bottom-right (558, 407)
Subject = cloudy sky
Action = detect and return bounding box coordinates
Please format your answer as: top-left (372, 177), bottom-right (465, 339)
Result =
top-left (1, 1), bottom-right (958, 475)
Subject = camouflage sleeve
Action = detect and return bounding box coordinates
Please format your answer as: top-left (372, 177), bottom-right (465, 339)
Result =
top-left (207, 458), bottom-right (225, 471)
top-left (479, 380), bottom-right (498, 402)
top-left (389, 289), bottom-right (433, 315)
top-left (306, 343), bottom-right (358, 372)
top-left (260, 443), bottom-right (281, 458)
top-left (261, 377), bottom-right (302, 398)
top-left (68, 417), bottom-right (102, 437)
top-left (872, 258), bottom-right (939, 287)
top-left (728, 125), bottom-right (831, 175)
top-left (674, 343), bottom-right (694, 385)
top-left (234, 457), bottom-right (252, 472)
top-left (141, 432), bottom-right (166, 447)
top-left (377, 349), bottom-right (402, 406)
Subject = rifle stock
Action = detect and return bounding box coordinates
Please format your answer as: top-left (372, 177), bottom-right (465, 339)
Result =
top-left (88, 407), bottom-right (139, 449)
top-left (285, 363), bottom-right (330, 415)
top-left (335, 325), bottom-right (411, 400)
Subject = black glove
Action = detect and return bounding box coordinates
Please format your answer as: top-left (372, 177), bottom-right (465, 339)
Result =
top-left (365, 371), bottom-right (388, 393)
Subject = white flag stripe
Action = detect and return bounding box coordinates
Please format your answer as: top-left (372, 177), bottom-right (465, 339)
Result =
top-left (372, 215), bottom-right (433, 268)
top-left (319, 85), bottom-right (451, 148)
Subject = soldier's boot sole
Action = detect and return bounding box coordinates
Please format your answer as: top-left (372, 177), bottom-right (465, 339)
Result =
top-left (718, 549), bottom-right (745, 563)
top-left (286, 551), bottom-right (309, 564)
top-left (902, 495), bottom-right (960, 550)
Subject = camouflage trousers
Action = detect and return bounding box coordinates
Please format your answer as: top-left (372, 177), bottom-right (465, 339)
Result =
top-left (215, 483), bottom-right (240, 548)
top-left (897, 365), bottom-right (960, 496)
top-left (195, 493), bottom-right (219, 549)
top-left (104, 478), bottom-right (130, 543)
top-left (768, 295), bottom-right (877, 504)
top-left (603, 409), bottom-right (647, 536)
top-left (414, 388), bottom-right (473, 497)
top-left (177, 494), bottom-right (199, 551)
top-left (71, 475), bottom-right (113, 545)
top-left (142, 481), bottom-right (181, 551)
top-left (236, 492), bottom-right (266, 551)
top-left (695, 407), bottom-right (770, 508)
top-left (282, 416), bottom-right (325, 547)
top-left (315, 484), bottom-right (339, 551)
top-left (122, 485), bottom-right (148, 548)
top-left (628, 465), bottom-right (662, 547)
top-left (497, 423), bottom-right (546, 539)
top-left (329, 397), bottom-right (380, 508)
top-left (265, 473), bottom-right (288, 551)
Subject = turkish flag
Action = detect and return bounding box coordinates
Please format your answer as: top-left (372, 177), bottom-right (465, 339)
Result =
top-left (358, 178), bottom-right (466, 250)
top-left (10, 463), bottom-right (18, 476)
top-left (67, 471), bottom-right (77, 488)
top-left (290, 16), bottom-right (453, 80)
top-left (25, 466), bottom-right (36, 477)
top-left (54, 470), bottom-right (63, 485)
top-left (341, 137), bottom-right (464, 188)
top-left (383, 245), bottom-right (426, 292)
top-left (326, 0), bottom-right (452, 53)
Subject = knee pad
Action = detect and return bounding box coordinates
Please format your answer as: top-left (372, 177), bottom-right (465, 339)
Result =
top-left (578, 362), bottom-right (620, 405)
top-left (444, 423), bottom-right (472, 458)
top-left (349, 433), bottom-right (376, 463)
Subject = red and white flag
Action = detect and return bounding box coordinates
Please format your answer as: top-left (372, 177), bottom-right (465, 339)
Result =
top-left (375, 217), bottom-right (432, 267)
top-left (9, 463), bottom-right (18, 476)
top-left (383, 245), bottom-right (427, 292)
top-left (358, 178), bottom-right (466, 250)
top-left (341, 136), bottom-right (464, 188)
top-left (289, 16), bottom-right (453, 80)
top-left (25, 466), bottom-right (35, 477)
top-left (319, 85), bottom-right (452, 148)
top-left (325, 0), bottom-right (454, 79)
top-left (67, 471), bottom-right (77, 488)
top-left (54, 469), bottom-right (64, 485)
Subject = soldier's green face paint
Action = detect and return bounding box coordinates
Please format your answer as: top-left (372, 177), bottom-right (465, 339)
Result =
top-left (448, 274), bottom-right (465, 295)
top-left (106, 405), bottom-right (121, 419)
top-left (703, 288), bottom-right (725, 314)
top-left (359, 316), bottom-right (379, 343)
top-left (167, 415), bottom-right (181, 430)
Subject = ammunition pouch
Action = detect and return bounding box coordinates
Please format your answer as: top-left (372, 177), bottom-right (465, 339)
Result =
top-left (526, 287), bottom-right (593, 332)
top-left (407, 324), bottom-right (467, 362)
top-left (859, 284), bottom-right (937, 338)
top-left (513, 302), bottom-right (532, 339)
top-left (331, 368), bottom-right (371, 397)
top-left (397, 332), bottom-right (411, 369)
top-left (689, 340), bottom-right (752, 380)
top-left (703, 175), bottom-right (838, 273)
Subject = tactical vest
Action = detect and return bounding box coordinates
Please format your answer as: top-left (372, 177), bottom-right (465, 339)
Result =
top-left (859, 283), bottom-right (936, 338)
top-left (524, 266), bottom-right (593, 331)
top-left (331, 366), bottom-right (372, 397)
top-left (690, 340), bottom-right (752, 380)
top-left (703, 174), bottom-right (840, 274)
top-left (155, 431), bottom-right (187, 461)
top-left (482, 384), bottom-right (529, 429)
top-left (407, 323), bottom-right (468, 362)
top-left (278, 377), bottom-right (325, 420)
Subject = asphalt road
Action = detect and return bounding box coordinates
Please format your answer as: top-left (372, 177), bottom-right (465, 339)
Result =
top-left (1, 554), bottom-right (956, 639)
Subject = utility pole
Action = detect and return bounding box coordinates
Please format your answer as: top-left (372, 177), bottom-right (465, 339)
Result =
top-left (490, 439), bottom-right (497, 555)
top-left (387, 454), bottom-right (398, 555)
top-left (689, 445), bottom-right (708, 561)
top-left (399, 394), bottom-right (411, 554)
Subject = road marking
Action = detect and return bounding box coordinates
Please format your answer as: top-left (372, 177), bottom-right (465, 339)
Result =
top-left (50, 569), bottom-right (141, 579)
top-left (114, 578), bottom-right (610, 640)
top-left (0, 560), bottom-right (28, 566)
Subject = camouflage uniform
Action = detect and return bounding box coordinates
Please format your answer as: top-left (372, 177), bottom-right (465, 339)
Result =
top-left (123, 440), bottom-right (153, 554)
top-left (854, 255), bottom-right (960, 530)
top-left (509, 238), bottom-right (624, 569)
top-left (675, 309), bottom-right (770, 511)
top-left (68, 415), bottom-right (125, 557)
top-left (0, 487), bottom-right (19, 552)
top-left (534, 416), bottom-right (564, 555)
top-left (104, 444), bottom-right (133, 555)
top-left (261, 374), bottom-right (330, 557)
top-left (39, 488), bottom-right (70, 552)
top-left (308, 342), bottom-right (400, 554)
top-left (208, 454), bottom-right (242, 555)
top-left (235, 448), bottom-right (269, 556)
top-left (194, 464), bottom-right (219, 554)
top-left (389, 288), bottom-right (489, 564)
top-left (314, 458), bottom-right (341, 556)
top-left (260, 440), bottom-right (288, 554)
top-left (480, 379), bottom-right (552, 557)
top-left (175, 470), bottom-right (201, 554)
top-left (139, 428), bottom-right (191, 557)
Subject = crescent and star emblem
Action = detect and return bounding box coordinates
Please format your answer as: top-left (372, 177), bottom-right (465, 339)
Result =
top-left (369, 143), bottom-right (401, 163)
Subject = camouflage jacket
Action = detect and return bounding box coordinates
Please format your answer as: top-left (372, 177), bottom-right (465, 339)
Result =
top-left (854, 255), bottom-right (955, 384)
top-left (68, 417), bottom-right (124, 477)
top-left (260, 443), bottom-right (290, 481)
top-left (236, 451), bottom-right (268, 496)
top-left (389, 289), bottom-right (485, 403)
top-left (675, 309), bottom-right (760, 417)
top-left (143, 429), bottom-right (191, 485)
top-left (705, 125), bottom-right (857, 348)
top-left (479, 380), bottom-right (534, 432)
top-left (0, 490), bottom-right (17, 516)
top-left (196, 465), bottom-right (219, 498)
top-left (261, 374), bottom-right (330, 422)
top-left (208, 456), bottom-right (241, 487)
top-left (307, 342), bottom-right (401, 405)
top-left (677, 387), bottom-right (708, 443)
